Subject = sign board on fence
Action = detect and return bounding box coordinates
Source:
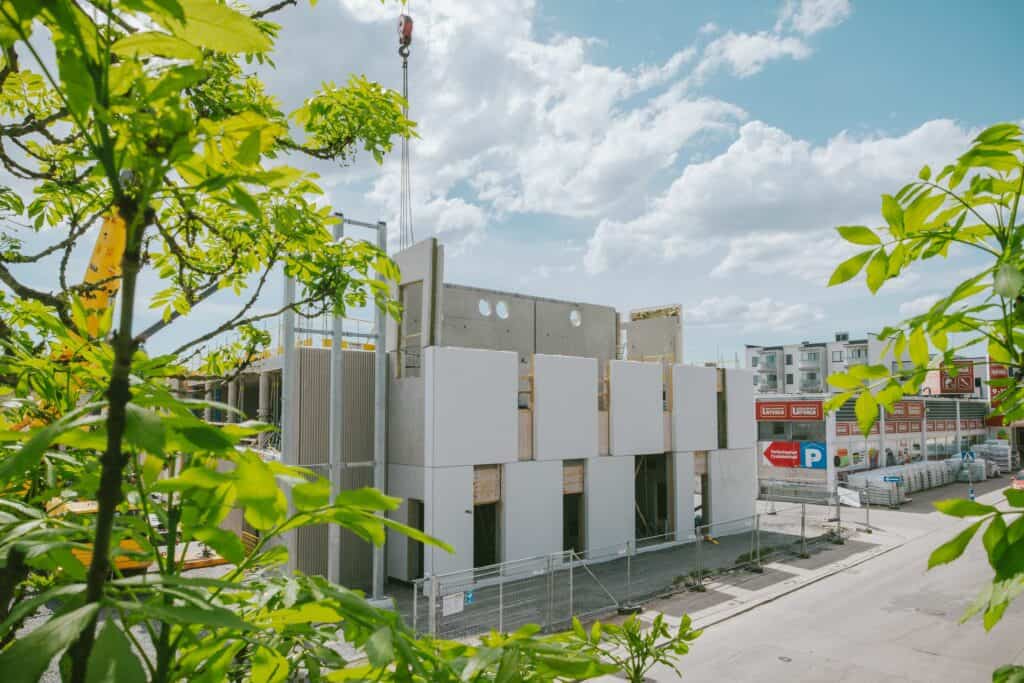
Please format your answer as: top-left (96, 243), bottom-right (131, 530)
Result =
top-left (465, 591), bottom-right (475, 605)
top-left (883, 475), bottom-right (903, 483)
top-left (837, 486), bottom-right (861, 508)
top-left (442, 592), bottom-right (465, 616)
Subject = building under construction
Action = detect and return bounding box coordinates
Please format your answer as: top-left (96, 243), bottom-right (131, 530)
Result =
top-left (205, 237), bottom-right (758, 596)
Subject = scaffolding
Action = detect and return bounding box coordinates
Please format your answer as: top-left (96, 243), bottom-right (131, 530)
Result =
top-left (281, 214), bottom-right (389, 599)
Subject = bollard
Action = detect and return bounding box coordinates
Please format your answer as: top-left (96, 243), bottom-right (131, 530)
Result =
top-left (568, 554), bottom-right (574, 626)
top-left (626, 540), bottom-right (633, 606)
top-left (834, 485), bottom-right (844, 544)
top-left (863, 490), bottom-right (872, 534)
top-left (753, 513), bottom-right (763, 572)
top-left (412, 580), bottom-right (419, 634)
top-left (545, 553), bottom-right (554, 631)
top-left (693, 526), bottom-right (706, 592)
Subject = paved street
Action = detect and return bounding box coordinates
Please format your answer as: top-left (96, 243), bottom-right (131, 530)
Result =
top-left (633, 478), bottom-right (1023, 682)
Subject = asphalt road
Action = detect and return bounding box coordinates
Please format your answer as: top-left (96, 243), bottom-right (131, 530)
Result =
top-left (646, 478), bottom-right (1023, 682)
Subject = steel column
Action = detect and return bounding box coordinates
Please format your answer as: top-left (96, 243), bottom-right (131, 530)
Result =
top-left (328, 221), bottom-right (345, 585)
top-left (282, 273), bottom-right (298, 571)
top-left (372, 221), bottom-right (388, 599)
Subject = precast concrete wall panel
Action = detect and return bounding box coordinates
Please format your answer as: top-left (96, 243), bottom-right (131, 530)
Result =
top-left (424, 347), bottom-right (519, 467)
top-left (585, 455), bottom-right (635, 552)
top-left (609, 360), bottom-right (664, 456)
top-left (707, 448), bottom-right (757, 533)
top-left (503, 461), bottom-right (562, 569)
top-left (534, 301), bottom-right (617, 366)
top-left (672, 365), bottom-right (718, 451)
top-left (725, 369), bottom-right (756, 449)
top-left (533, 354), bottom-right (599, 460)
top-left (673, 451), bottom-right (696, 542)
top-left (425, 465), bottom-right (474, 576)
top-left (388, 376), bottom-right (425, 466)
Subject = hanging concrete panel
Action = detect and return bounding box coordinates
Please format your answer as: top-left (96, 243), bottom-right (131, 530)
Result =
top-left (672, 365), bottom-right (719, 451)
top-left (673, 451), bottom-right (696, 542)
top-left (424, 346), bottom-right (519, 467)
top-left (533, 354), bottom-right (599, 461)
top-left (424, 464), bottom-right (474, 576)
top-left (503, 460), bottom-right (562, 567)
top-left (707, 448), bottom-right (757, 534)
top-left (609, 360), bottom-right (664, 456)
top-left (725, 369), bottom-right (756, 449)
top-left (585, 455), bottom-right (634, 552)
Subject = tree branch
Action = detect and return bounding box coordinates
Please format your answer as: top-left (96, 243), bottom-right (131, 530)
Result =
top-left (251, 0), bottom-right (298, 19)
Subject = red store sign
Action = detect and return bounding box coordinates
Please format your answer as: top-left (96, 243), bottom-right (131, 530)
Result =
top-left (756, 401), bottom-right (824, 421)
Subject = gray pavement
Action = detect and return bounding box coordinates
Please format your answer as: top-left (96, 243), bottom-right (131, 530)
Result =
top-left (622, 477), bottom-right (1023, 682)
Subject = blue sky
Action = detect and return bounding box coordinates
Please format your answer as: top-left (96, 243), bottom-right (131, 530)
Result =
top-left (6, 0), bottom-right (1023, 364)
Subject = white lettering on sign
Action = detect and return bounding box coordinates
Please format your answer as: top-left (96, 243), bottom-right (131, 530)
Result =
top-left (790, 406), bottom-right (819, 417)
top-left (442, 592), bottom-right (465, 616)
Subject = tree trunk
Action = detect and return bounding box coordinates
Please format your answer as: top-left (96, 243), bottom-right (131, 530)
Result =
top-left (68, 205), bottom-right (143, 683)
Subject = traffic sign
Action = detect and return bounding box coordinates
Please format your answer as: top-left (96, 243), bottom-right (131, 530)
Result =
top-left (883, 475), bottom-right (903, 483)
top-left (465, 591), bottom-right (474, 605)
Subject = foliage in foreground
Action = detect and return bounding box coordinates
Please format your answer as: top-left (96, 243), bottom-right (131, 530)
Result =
top-left (823, 123), bottom-right (1024, 681)
top-left (0, 0), bottom-right (659, 680)
top-left (562, 614), bottom-right (701, 683)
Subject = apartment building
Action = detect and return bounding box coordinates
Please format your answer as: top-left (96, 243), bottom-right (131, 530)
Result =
top-left (745, 332), bottom-right (912, 395)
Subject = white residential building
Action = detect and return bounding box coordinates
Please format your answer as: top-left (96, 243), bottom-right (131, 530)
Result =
top-left (745, 332), bottom-right (913, 395)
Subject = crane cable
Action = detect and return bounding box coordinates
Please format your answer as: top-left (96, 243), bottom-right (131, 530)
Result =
top-left (398, 12), bottom-right (414, 251)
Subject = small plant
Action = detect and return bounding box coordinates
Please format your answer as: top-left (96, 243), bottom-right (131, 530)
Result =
top-left (564, 614), bottom-right (701, 683)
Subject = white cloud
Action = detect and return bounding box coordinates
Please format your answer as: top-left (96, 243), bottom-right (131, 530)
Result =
top-left (898, 294), bottom-right (941, 317)
top-left (693, 31), bottom-right (811, 82)
top-left (699, 22), bottom-right (720, 35)
top-left (777, 0), bottom-right (852, 35)
top-left (685, 295), bottom-right (824, 332)
top-left (585, 119), bottom-right (975, 275)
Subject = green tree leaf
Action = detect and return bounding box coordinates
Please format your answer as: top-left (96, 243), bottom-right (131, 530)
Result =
top-left (933, 499), bottom-right (997, 518)
top-left (854, 391), bottom-right (878, 435)
top-left (928, 521), bottom-right (983, 569)
top-left (163, 0), bottom-right (272, 54)
top-left (0, 604), bottom-right (100, 683)
top-left (994, 263), bottom-right (1024, 299)
top-left (881, 194), bottom-right (904, 233)
top-left (110, 31), bottom-right (202, 60)
top-left (85, 621), bottom-right (147, 683)
top-left (836, 226), bottom-right (880, 246)
top-left (918, 165), bottom-right (931, 181)
top-left (252, 646), bottom-right (289, 683)
top-left (828, 250), bottom-right (874, 287)
top-left (865, 249), bottom-right (889, 293)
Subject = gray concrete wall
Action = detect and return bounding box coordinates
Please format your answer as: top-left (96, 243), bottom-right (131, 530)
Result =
top-left (586, 455), bottom-right (635, 552)
top-left (533, 354), bottom-right (599, 461)
top-left (624, 315), bottom-right (682, 362)
top-left (673, 451), bottom-right (696, 542)
top-left (609, 360), bottom-right (664, 456)
top-left (388, 376), bottom-right (424, 466)
top-left (386, 464), bottom-right (425, 582)
top-left (503, 460), bottom-right (562, 568)
top-left (725, 368), bottom-right (756, 450)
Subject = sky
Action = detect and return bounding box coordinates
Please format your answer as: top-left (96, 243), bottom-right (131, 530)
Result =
top-left (8, 0), bottom-right (1024, 363)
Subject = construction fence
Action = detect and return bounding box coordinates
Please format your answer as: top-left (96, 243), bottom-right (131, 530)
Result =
top-left (400, 503), bottom-right (850, 640)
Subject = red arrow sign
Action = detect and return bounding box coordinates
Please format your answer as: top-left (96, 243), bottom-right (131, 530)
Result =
top-left (762, 441), bottom-right (801, 468)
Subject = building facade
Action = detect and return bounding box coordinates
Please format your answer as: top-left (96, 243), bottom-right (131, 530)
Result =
top-left (745, 332), bottom-right (912, 395)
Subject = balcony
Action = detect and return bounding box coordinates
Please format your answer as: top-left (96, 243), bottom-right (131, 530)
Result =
top-left (798, 356), bottom-right (821, 371)
top-left (755, 354), bottom-right (779, 372)
top-left (800, 381), bottom-right (823, 392)
top-left (757, 380), bottom-right (779, 393)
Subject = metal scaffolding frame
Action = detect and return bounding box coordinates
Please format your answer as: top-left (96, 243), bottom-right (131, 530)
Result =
top-left (281, 214), bottom-right (388, 599)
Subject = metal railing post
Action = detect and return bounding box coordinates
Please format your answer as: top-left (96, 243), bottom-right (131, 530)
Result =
top-left (693, 526), bottom-right (705, 591)
top-left (412, 580), bottom-right (419, 634)
top-left (428, 577), bottom-right (438, 637)
top-left (498, 568), bottom-right (504, 634)
top-left (625, 540), bottom-right (633, 606)
top-left (568, 553), bottom-right (574, 625)
top-left (754, 513), bottom-right (762, 572)
top-left (545, 553), bottom-right (554, 631)
top-left (863, 490), bottom-right (872, 534)
top-left (835, 484), bottom-right (843, 543)
top-left (800, 503), bottom-right (808, 558)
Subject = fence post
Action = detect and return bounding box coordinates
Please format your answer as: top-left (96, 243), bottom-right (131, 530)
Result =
top-left (498, 567), bottom-right (504, 634)
top-left (693, 526), bottom-right (705, 591)
top-left (863, 489), bottom-right (872, 534)
top-left (545, 553), bottom-right (554, 631)
top-left (834, 484), bottom-right (844, 544)
top-left (753, 513), bottom-right (763, 572)
top-left (412, 580), bottom-right (419, 634)
top-left (800, 503), bottom-right (808, 558)
top-left (428, 577), bottom-right (438, 637)
top-left (626, 540), bottom-right (633, 606)
top-left (568, 553), bottom-right (574, 626)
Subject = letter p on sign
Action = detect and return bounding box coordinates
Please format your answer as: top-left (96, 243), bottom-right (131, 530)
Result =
top-left (800, 442), bottom-right (827, 469)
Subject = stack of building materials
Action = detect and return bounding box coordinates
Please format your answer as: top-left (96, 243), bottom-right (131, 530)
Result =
top-left (846, 461), bottom-right (958, 507)
top-left (974, 441), bottom-right (1017, 474)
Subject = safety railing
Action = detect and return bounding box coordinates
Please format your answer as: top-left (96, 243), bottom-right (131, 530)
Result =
top-left (406, 504), bottom-right (855, 640)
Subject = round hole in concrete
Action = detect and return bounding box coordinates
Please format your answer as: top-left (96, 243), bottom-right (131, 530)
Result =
top-left (496, 300), bottom-right (509, 319)
top-left (478, 298), bottom-right (491, 317)
top-left (569, 309), bottom-right (582, 327)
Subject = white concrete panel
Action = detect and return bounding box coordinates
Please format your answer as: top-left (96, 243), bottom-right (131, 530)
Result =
top-left (708, 448), bottom-right (757, 534)
top-left (673, 452), bottom-right (696, 542)
top-left (425, 347), bottom-right (519, 467)
top-left (503, 461), bottom-right (562, 567)
top-left (533, 354), bottom-right (599, 460)
top-left (725, 369), bottom-right (756, 449)
top-left (585, 455), bottom-right (635, 552)
top-left (424, 465), bottom-right (474, 576)
top-left (672, 365), bottom-right (718, 451)
top-left (386, 464), bottom-right (425, 581)
top-left (609, 360), bottom-right (664, 456)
